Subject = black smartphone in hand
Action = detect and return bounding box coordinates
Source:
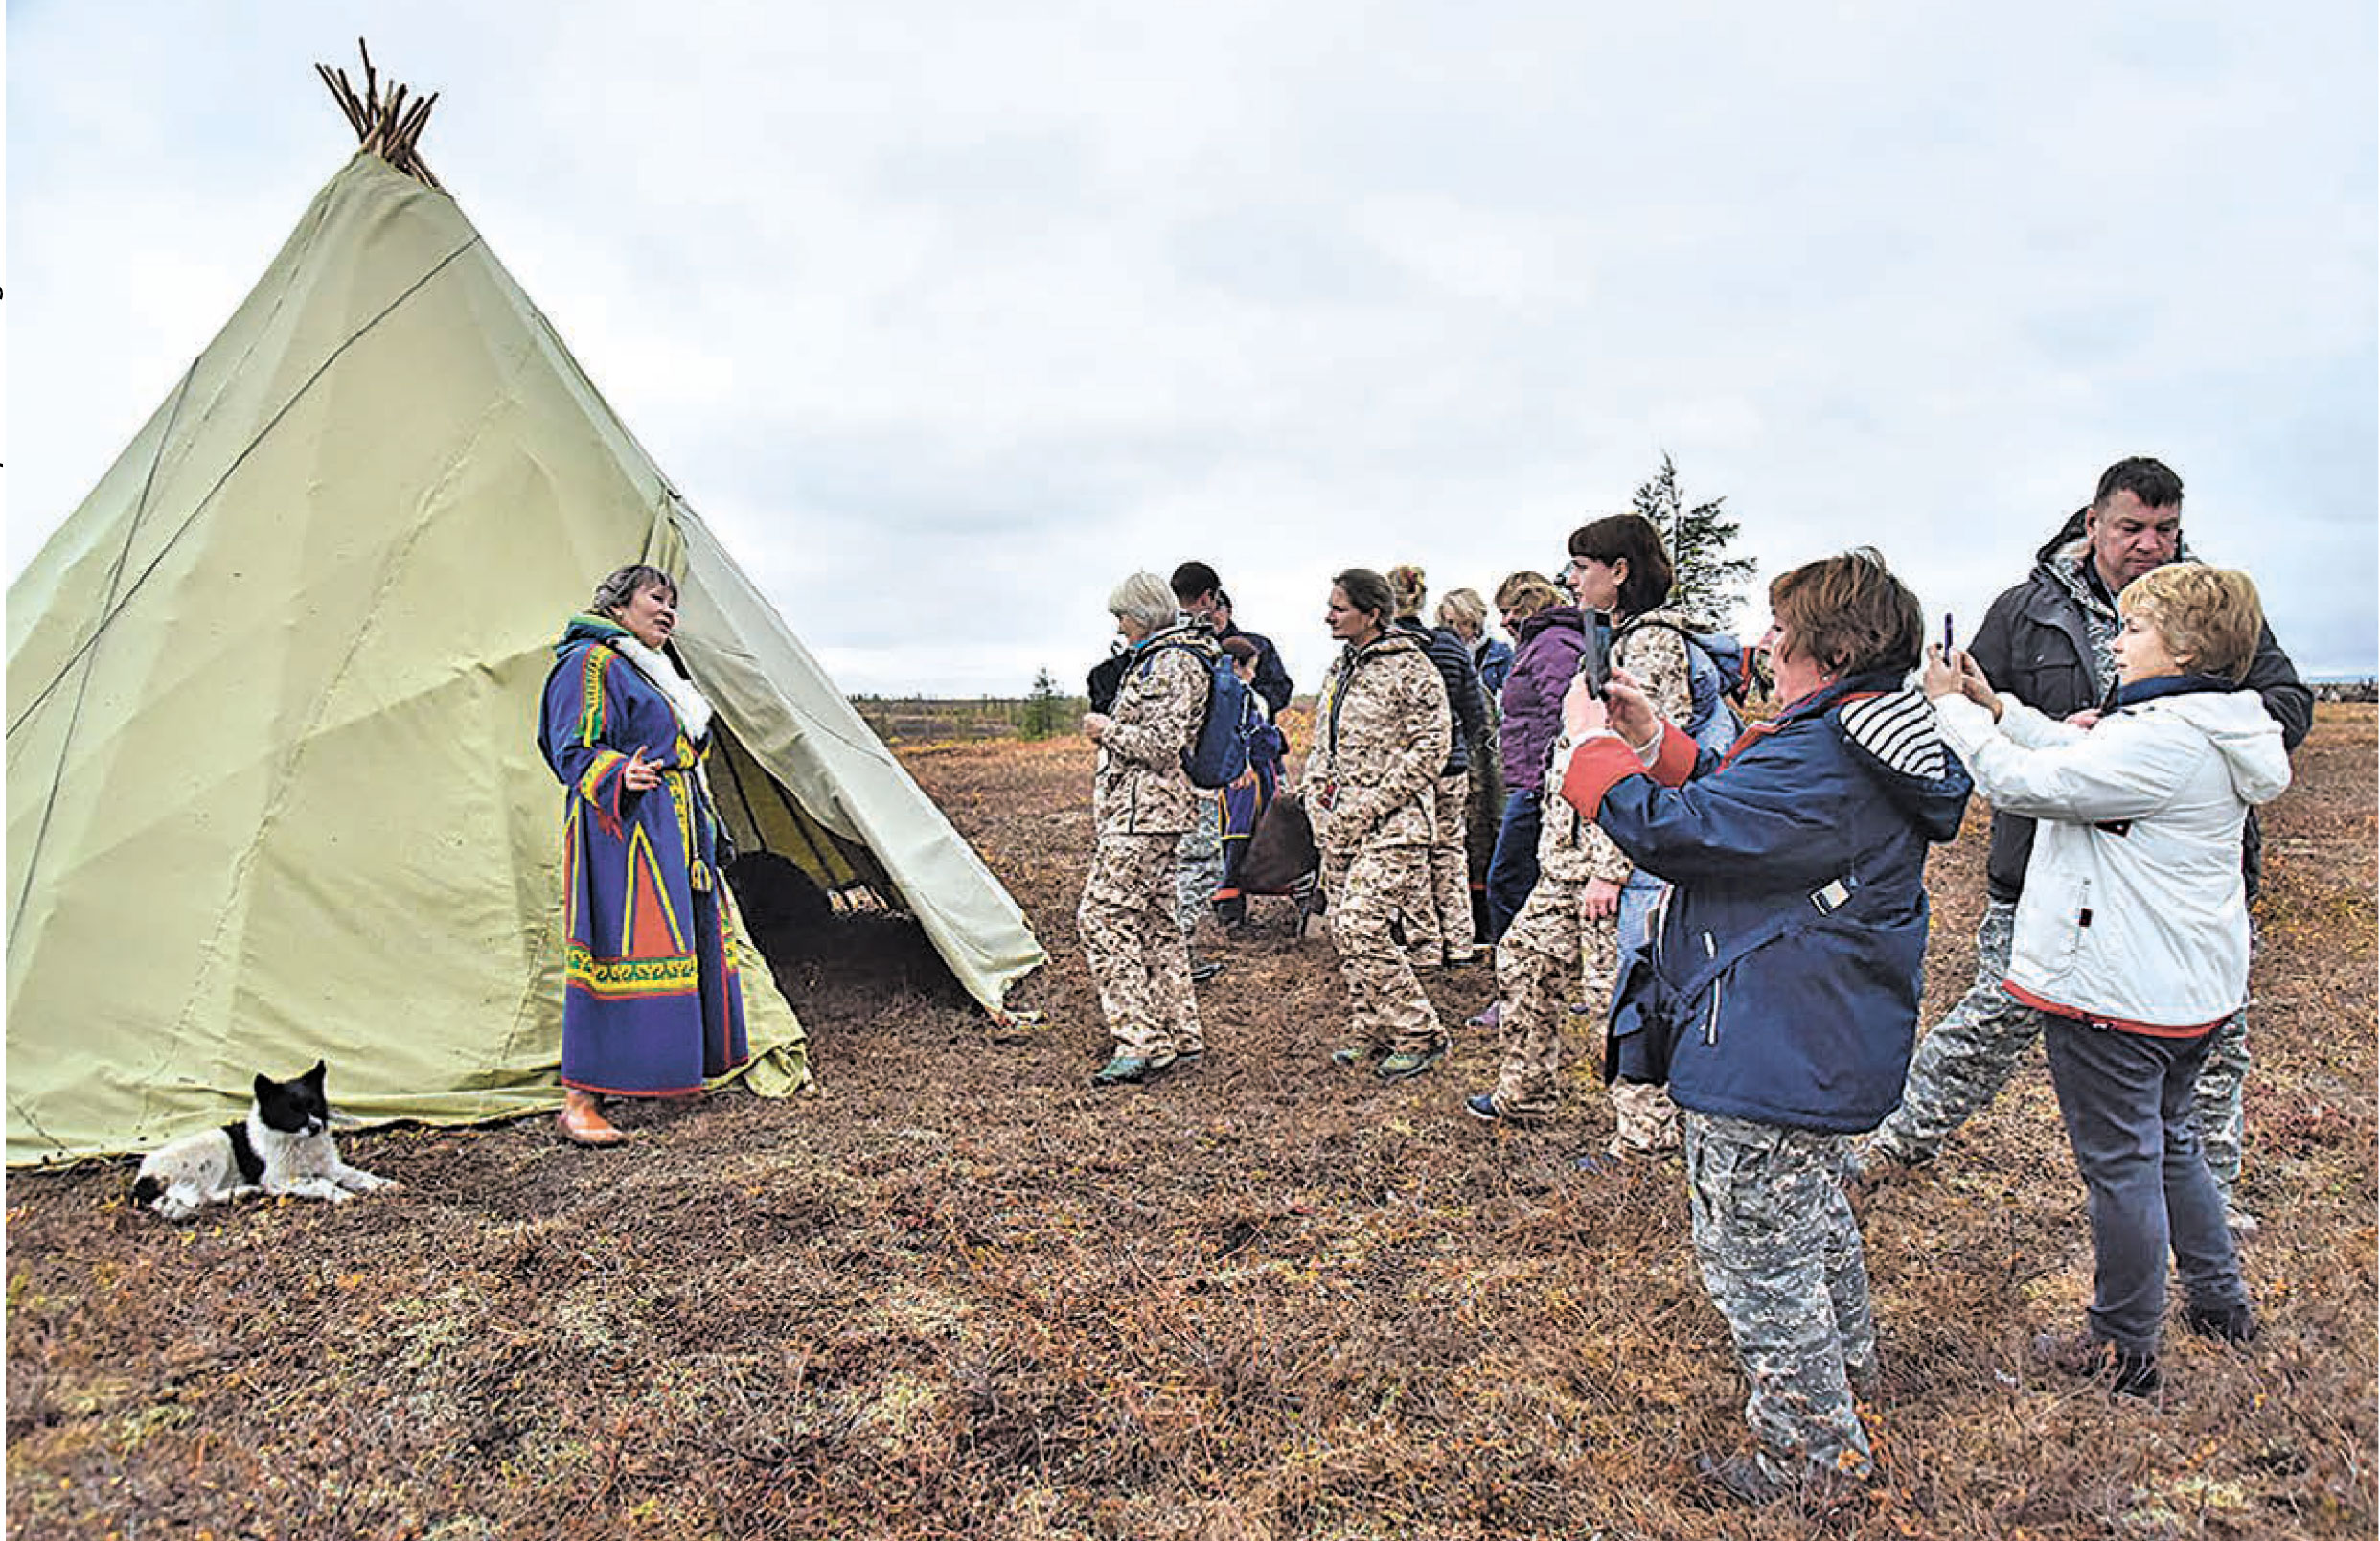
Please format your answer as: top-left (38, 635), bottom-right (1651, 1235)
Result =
top-left (1578, 614), bottom-right (1610, 698)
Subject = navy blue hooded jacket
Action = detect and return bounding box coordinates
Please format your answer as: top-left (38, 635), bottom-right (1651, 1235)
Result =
top-left (1562, 673), bottom-right (1973, 1133)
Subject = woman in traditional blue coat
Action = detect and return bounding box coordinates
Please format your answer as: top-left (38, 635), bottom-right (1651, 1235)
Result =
top-left (538, 564), bottom-right (748, 1145)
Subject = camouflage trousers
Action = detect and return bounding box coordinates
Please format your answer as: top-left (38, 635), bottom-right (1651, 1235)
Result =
top-left (1868, 899), bottom-right (2251, 1203)
top-left (1322, 840), bottom-right (1447, 1057)
top-left (1487, 877), bottom-right (1679, 1147)
top-left (1487, 873), bottom-right (1617, 1119)
top-left (1175, 801), bottom-right (1226, 936)
top-left (1415, 771), bottom-right (1476, 962)
top-left (1082, 832), bottom-right (1203, 1058)
top-left (1685, 1111), bottom-right (1876, 1484)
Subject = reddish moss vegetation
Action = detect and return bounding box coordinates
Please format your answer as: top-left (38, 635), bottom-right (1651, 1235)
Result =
top-left (9, 710), bottom-right (2373, 1539)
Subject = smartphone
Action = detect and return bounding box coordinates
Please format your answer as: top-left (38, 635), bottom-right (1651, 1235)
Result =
top-left (1578, 613), bottom-right (1610, 698)
top-left (1941, 613), bottom-right (1955, 655)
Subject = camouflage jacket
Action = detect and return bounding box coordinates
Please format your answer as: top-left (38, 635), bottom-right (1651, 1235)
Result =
top-left (1307, 629), bottom-right (1451, 853)
top-left (1092, 623), bottom-right (1215, 836)
top-left (1538, 610), bottom-right (1697, 883)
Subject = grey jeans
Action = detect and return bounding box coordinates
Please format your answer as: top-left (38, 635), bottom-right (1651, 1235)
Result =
top-left (2042, 1019), bottom-right (2248, 1354)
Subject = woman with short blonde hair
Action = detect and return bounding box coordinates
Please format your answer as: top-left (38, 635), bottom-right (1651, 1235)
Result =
top-left (1107, 571), bottom-right (1181, 636)
top-left (1924, 564), bottom-right (2286, 1396)
top-left (1077, 573), bottom-right (1218, 1086)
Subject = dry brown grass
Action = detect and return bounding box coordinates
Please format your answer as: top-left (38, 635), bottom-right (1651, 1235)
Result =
top-left (8, 708), bottom-right (2372, 1540)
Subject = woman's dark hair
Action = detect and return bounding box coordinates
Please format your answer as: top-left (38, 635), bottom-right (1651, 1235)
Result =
top-left (1567, 514), bottom-right (1675, 616)
top-left (1332, 568), bottom-right (1395, 630)
top-left (591, 564), bottom-right (677, 616)
top-left (1768, 548), bottom-right (1922, 678)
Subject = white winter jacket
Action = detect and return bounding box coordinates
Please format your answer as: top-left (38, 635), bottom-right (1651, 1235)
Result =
top-left (1932, 685), bottom-right (2291, 1032)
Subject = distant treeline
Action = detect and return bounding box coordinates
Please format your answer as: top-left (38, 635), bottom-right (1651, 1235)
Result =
top-left (849, 692), bottom-right (1091, 745)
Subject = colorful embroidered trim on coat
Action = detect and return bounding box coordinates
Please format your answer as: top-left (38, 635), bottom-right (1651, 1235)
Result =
top-left (576, 644), bottom-right (615, 744)
top-left (564, 943), bottom-right (701, 998)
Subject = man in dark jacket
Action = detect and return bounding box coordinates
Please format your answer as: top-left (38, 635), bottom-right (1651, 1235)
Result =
top-left (1863, 458), bottom-right (2313, 1234)
top-left (1208, 588), bottom-right (1293, 717)
top-left (1171, 564), bottom-right (1296, 934)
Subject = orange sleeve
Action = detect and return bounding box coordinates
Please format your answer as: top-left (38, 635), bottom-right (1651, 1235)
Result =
top-left (1558, 735), bottom-right (1646, 822)
top-left (1646, 723), bottom-right (1698, 787)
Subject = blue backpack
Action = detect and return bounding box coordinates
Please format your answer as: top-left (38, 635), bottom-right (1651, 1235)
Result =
top-left (1140, 637), bottom-right (1249, 790)
top-left (1621, 618), bottom-right (1747, 761)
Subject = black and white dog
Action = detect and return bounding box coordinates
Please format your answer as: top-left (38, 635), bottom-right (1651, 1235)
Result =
top-left (130, 1061), bottom-right (396, 1221)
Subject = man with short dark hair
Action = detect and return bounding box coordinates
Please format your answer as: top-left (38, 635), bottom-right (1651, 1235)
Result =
top-left (1863, 458), bottom-right (2312, 1233)
top-left (1207, 588), bottom-right (1293, 717)
top-left (1164, 562), bottom-right (1282, 972)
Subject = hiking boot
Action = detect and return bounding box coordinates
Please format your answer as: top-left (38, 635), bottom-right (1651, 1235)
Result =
top-left (2184, 1302), bottom-right (2260, 1346)
top-left (1090, 1050), bottom-right (1179, 1087)
top-left (2032, 1329), bottom-right (2160, 1399)
top-left (1377, 1045), bottom-right (1448, 1082)
top-left (1464, 1001), bottom-right (1503, 1030)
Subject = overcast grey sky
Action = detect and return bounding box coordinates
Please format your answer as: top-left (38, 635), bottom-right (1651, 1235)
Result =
top-left (11, 3), bottom-right (2376, 693)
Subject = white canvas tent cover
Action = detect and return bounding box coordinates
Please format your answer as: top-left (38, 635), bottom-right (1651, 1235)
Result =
top-left (7, 153), bottom-right (1045, 1167)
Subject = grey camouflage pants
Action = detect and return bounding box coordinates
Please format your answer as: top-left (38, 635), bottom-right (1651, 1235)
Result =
top-left (1869, 898), bottom-right (2251, 1203)
top-left (1175, 802), bottom-right (1226, 935)
top-left (1685, 1112), bottom-right (1875, 1484)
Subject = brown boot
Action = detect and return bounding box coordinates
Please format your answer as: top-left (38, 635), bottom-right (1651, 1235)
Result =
top-left (558, 1090), bottom-right (628, 1146)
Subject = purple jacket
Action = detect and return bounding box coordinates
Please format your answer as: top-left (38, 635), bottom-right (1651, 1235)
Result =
top-left (1498, 605), bottom-right (1589, 794)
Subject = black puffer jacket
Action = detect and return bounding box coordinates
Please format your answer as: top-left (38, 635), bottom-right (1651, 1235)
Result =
top-left (1393, 617), bottom-right (1488, 778)
top-left (1966, 514), bottom-right (2312, 901)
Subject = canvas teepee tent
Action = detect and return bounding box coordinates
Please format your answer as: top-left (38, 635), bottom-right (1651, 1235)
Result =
top-left (6, 53), bottom-right (1046, 1167)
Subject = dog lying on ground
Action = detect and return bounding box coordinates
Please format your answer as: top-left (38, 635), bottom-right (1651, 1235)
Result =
top-left (130, 1061), bottom-right (396, 1221)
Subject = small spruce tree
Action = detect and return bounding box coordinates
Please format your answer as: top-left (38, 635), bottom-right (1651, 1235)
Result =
top-left (1019, 667), bottom-right (1064, 741)
top-left (1632, 451), bottom-right (1755, 626)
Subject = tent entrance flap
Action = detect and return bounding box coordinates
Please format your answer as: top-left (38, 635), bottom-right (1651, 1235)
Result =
top-left (706, 723), bottom-right (883, 898)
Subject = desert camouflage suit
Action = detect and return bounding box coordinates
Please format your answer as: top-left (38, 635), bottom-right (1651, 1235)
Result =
top-left (1866, 563), bottom-right (2252, 1204)
top-left (1487, 616), bottom-right (1692, 1146)
top-left (1308, 630), bottom-right (1452, 1058)
top-left (1415, 770), bottom-right (1476, 964)
top-left (1686, 1112), bottom-right (1877, 1485)
top-left (1080, 625), bottom-right (1216, 1060)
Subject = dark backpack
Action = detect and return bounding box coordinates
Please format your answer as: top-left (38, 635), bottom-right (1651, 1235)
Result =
top-left (1140, 637), bottom-right (1249, 790)
top-left (1619, 618), bottom-right (1747, 761)
top-left (1087, 650), bottom-right (1131, 715)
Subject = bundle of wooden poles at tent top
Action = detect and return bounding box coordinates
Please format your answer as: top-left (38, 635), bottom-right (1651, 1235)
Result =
top-left (313, 39), bottom-right (441, 189)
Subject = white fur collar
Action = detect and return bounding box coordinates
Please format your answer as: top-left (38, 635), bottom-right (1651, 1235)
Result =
top-left (609, 632), bottom-right (715, 743)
